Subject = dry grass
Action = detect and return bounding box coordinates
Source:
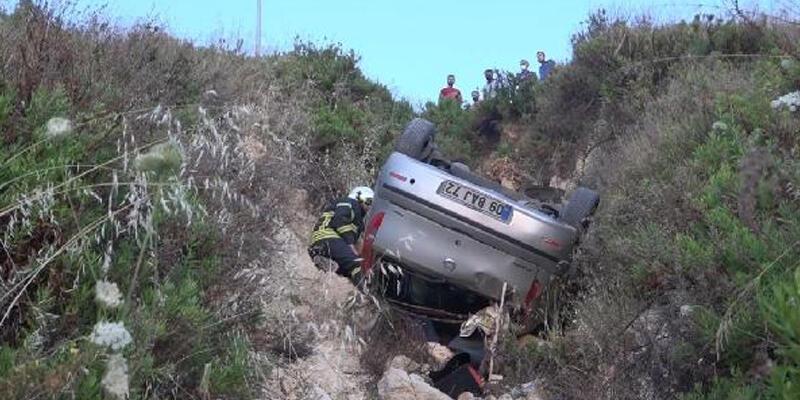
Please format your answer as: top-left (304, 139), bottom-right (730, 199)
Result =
top-left (493, 11), bottom-right (800, 397)
top-left (0, 2), bottom-right (410, 397)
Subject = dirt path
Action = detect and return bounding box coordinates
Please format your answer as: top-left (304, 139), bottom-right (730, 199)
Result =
top-left (261, 201), bottom-right (374, 400)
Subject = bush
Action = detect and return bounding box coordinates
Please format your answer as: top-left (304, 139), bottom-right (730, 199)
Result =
top-left (313, 102), bottom-right (369, 147)
top-left (0, 83), bottom-right (273, 398)
top-left (505, 9), bottom-right (800, 399)
top-left (421, 99), bottom-right (478, 162)
top-left (0, 3), bottom-right (417, 397)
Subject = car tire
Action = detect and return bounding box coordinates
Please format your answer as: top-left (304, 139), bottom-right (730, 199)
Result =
top-left (521, 184), bottom-right (565, 204)
top-left (560, 187), bottom-right (600, 231)
top-left (395, 118), bottom-right (436, 161)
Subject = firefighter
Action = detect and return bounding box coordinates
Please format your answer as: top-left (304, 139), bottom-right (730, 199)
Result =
top-left (308, 186), bottom-right (374, 283)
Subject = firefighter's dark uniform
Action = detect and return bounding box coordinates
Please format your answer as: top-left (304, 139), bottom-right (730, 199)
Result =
top-left (308, 197), bottom-right (365, 277)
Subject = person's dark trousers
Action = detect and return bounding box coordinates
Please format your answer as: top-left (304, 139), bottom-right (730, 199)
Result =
top-left (307, 238), bottom-right (361, 277)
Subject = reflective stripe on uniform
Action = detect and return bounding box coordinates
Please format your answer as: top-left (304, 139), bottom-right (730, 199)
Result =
top-left (310, 201), bottom-right (357, 245)
top-left (311, 230), bottom-right (339, 243)
top-left (310, 211), bottom-right (339, 244)
top-left (335, 224), bottom-right (357, 235)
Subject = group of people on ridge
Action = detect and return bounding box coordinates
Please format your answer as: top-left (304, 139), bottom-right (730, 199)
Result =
top-left (438, 51), bottom-right (555, 106)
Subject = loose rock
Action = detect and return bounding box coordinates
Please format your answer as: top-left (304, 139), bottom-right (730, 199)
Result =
top-left (679, 305), bottom-right (694, 318)
top-left (378, 367), bottom-right (451, 400)
top-left (310, 385), bottom-right (333, 400)
top-left (510, 381), bottom-right (543, 399)
top-left (388, 355), bottom-right (422, 372)
top-left (426, 342), bottom-right (455, 369)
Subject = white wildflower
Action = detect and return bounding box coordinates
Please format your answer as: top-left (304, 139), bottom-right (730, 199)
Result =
top-left (89, 321), bottom-right (133, 351)
top-left (95, 280), bottom-right (123, 309)
top-left (771, 91), bottom-right (800, 112)
top-left (780, 58), bottom-right (795, 70)
top-left (45, 117), bottom-right (73, 138)
top-left (101, 354), bottom-right (130, 400)
top-left (711, 121), bottom-right (728, 132)
top-left (680, 305), bottom-right (695, 318)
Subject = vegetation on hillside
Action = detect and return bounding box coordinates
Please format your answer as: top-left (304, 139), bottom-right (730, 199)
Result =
top-left (483, 9), bottom-right (800, 400)
top-left (2, 1), bottom-right (800, 399)
top-left (0, 2), bottom-right (409, 398)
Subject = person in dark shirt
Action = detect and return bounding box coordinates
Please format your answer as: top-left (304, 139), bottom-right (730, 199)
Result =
top-left (439, 74), bottom-right (463, 104)
top-left (517, 59), bottom-right (535, 81)
top-left (537, 51), bottom-right (556, 80)
top-left (308, 186), bottom-right (374, 281)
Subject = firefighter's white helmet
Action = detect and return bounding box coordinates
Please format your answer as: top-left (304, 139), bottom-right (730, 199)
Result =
top-left (348, 186), bottom-right (374, 205)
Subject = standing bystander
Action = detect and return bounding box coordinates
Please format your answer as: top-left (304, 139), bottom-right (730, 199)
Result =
top-left (537, 51), bottom-right (556, 81)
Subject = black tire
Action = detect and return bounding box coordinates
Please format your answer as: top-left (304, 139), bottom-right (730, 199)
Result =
top-left (521, 184), bottom-right (565, 204)
top-left (560, 187), bottom-right (600, 231)
top-left (395, 118), bottom-right (436, 161)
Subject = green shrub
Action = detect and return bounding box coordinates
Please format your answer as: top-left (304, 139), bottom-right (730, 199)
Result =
top-left (25, 86), bottom-right (72, 139)
top-left (477, 74), bottom-right (538, 122)
top-left (680, 372), bottom-right (760, 400)
top-left (313, 102), bottom-right (368, 146)
top-left (0, 73), bottom-right (265, 400)
top-left (761, 268), bottom-right (800, 398)
top-left (0, 87), bottom-right (12, 125)
top-left (289, 41), bottom-right (360, 93)
top-left (496, 139), bottom-right (513, 158)
top-left (0, 347), bottom-right (13, 379)
top-left (134, 140), bottom-right (183, 179)
top-left (210, 334), bottom-right (253, 395)
top-left (523, 10), bottom-right (800, 398)
top-left (420, 98), bottom-right (480, 162)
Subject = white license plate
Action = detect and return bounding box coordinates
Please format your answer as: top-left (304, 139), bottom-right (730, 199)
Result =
top-left (437, 181), bottom-right (513, 223)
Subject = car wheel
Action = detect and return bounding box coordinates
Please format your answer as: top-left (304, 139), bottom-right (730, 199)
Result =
top-left (395, 118), bottom-right (436, 161)
top-left (521, 184), bottom-right (565, 204)
top-left (560, 187), bottom-right (600, 232)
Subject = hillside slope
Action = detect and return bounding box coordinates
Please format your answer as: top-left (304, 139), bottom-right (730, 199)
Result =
top-left (0, 3), bottom-right (410, 398)
top-left (431, 10), bottom-right (800, 400)
top-left (2, 2), bottom-right (800, 400)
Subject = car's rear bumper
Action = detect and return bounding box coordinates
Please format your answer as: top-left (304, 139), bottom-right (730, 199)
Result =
top-left (370, 193), bottom-right (568, 306)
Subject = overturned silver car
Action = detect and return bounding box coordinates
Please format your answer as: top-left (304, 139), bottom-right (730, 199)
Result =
top-left (360, 118), bottom-right (599, 325)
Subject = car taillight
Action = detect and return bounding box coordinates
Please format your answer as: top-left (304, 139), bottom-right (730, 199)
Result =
top-left (360, 211), bottom-right (385, 275)
top-left (389, 171), bottom-right (408, 182)
top-left (523, 279), bottom-right (542, 315)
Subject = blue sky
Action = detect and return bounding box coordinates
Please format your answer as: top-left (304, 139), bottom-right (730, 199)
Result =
top-left (2, 0), bottom-right (778, 105)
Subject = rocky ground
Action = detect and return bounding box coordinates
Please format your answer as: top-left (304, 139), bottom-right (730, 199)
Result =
top-left (259, 204), bottom-right (372, 399)
top-left (252, 198), bottom-right (547, 400)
